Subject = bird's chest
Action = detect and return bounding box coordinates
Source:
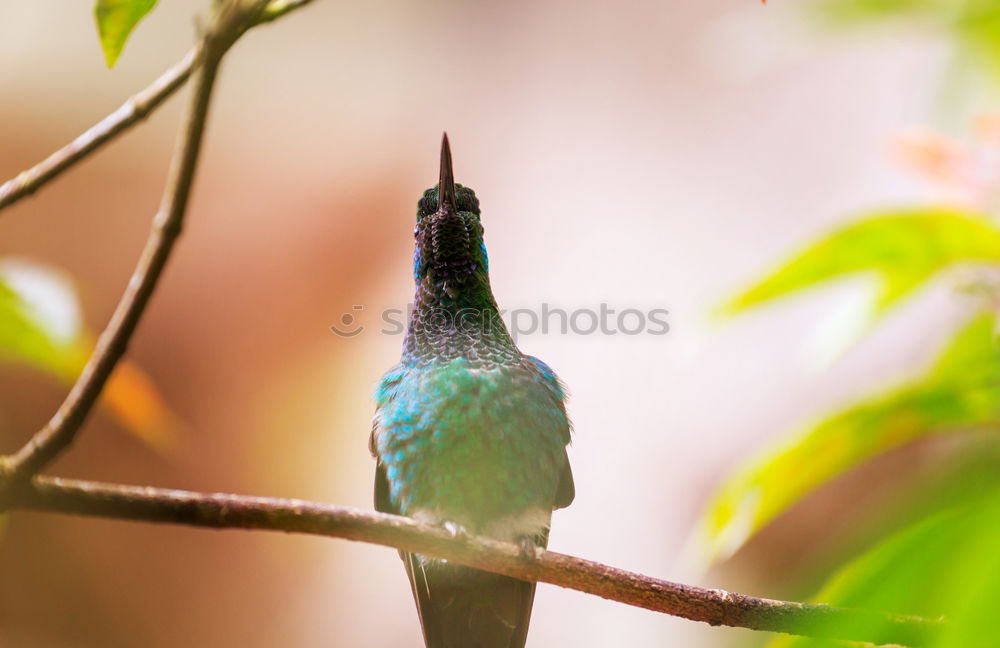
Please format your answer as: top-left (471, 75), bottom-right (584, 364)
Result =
top-left (373, 360), bottom-right (566, 523)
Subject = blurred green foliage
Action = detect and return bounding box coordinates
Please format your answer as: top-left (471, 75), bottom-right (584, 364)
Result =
top-left (706, 155), bottom-right (1000, 648)
top-left (721, 210), bottom-right (1000, 319)
top-left (705, 200), bottom-right (1000, 645)
top-left (0, 260), bottom-right (87, 377)
top-left (94, 0), bottom-right (158, 68)
top-left (705, 0), bottom-right (1000, 620)
top-left (704, 194), bottom-right (1000, 644)
top-left (700, 0), bottom-right (1000, 637)
top-left (704, 312), bottom-right (1000, 562)
top-left (0, 259), bottom-right (176, 449)
top-left (815, 0), bottom-right (1000, 85)
top-left (769, 489), bottom-right (1000, 648)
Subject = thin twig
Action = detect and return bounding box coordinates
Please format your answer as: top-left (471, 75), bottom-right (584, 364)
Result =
top-left (0, 0), bottom-right (314, 215)
top-left (10, 476), bottom-right (944, 648)
top-left (1, 2), bottom-right (265, 482)
top-left (258, 0), bottom-right (316, 23)
top-left (0, 45), bottom-right (202, 213)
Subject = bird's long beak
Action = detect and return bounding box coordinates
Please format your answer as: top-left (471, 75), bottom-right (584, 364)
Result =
top-left (438, 133), bottom-right (457, 215)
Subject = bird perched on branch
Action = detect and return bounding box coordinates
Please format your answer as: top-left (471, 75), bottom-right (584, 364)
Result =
top-left (370, 134), bottom-right (575, 648)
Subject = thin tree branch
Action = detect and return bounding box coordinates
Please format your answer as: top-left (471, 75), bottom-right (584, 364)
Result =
top-left (0, 0), bottom-right (314, 215)
top-left (258, 0), bottom-right (316, 23)
top-left (0, 1), bottom-right (273, 483)
top-left (0, 46), bottom-right (202, 213)
top-left (8, 475), bottom-right (943, 648)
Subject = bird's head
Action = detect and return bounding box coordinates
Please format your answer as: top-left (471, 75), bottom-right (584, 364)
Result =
top-left (413, 134), bottom-right (489, 285)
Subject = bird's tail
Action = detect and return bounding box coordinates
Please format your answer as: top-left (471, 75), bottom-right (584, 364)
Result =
top-left (404, 553), bottom-right (537, 648)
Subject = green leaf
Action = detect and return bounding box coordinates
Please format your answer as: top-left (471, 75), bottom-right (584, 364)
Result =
top-left (768, 489), bottom-right (1000, 648)
top-left (721, 209), bottom-right (1000, 319)
top-left (93, 0), bottom-right (158, 68)
top-left (880, 436), bottom-right (1000, 537)
top-left (0, 258), bottom-right (177, 450)
top-left (700, 312), bottom-right (1000, 561)
top-left (0, 259), bottom-right (86, 376)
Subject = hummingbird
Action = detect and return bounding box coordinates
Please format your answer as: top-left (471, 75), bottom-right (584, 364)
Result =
top-left (370, 134), bottom-right (575, 648)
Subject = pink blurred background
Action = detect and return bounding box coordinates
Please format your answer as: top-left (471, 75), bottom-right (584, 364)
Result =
top-left (0, 1), bottom-right (969, 645)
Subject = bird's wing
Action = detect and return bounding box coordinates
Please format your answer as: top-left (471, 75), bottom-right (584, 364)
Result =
top-left (371, 364), bottom-right (408, 515)
top-left (373, 458), bottom-right (397, 515)
top-left (524, 354), bottom-right (575, 510)
top-left (554, 458), bottom-right (575, 510)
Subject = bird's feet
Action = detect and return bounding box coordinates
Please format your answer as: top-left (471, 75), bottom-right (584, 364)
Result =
top-left (433, 521), bottom-right (470, 565)
top-left (442, 521), bottom-right (468, 539)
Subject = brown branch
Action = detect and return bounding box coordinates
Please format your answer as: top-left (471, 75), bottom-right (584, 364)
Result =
top-left (0, 46), bottom-right (201, 213)
top-left (0, 1), bottom-right (274, 483)
top-left (258, 0), bottom-right (316, 23)
top-left (9, 475), bottom-right (944, 648)
top-left (0, 0), bottom-right (314, 215)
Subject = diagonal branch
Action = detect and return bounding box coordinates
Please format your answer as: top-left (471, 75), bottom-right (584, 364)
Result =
top-left (0, 45), bottom-right (202, 213)
top-left (10, 475), bottom-right (944, 648)
top-left (0, 0), bottom-right (315, 215)
top-left (0, 0), bottom-right (272, 483)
